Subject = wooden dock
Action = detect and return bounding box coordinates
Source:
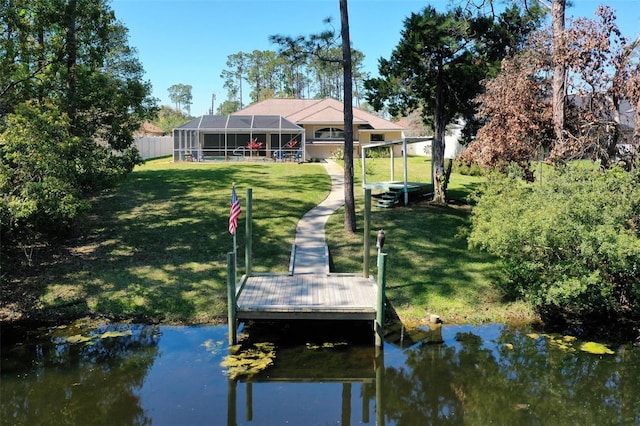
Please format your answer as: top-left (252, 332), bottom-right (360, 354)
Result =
top-left (227, 187), bottom-right (387, 346)
top-left (235, 273), bottom-right (378, 321)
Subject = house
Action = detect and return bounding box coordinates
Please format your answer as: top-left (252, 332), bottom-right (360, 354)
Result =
top-left (138, 122), bottom-right (164, 136)
top-left (172, 98), bottom-right (405, 162)
top-left (402, 119), bottom-right (466, 159)
top-left (235, 98), bottom-right (405, 160)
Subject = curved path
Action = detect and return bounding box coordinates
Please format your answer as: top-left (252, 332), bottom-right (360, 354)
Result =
top-left (291, 160), bottom-right (344, 275)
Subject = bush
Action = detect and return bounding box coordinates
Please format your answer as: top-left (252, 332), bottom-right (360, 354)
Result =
top-left (1, 103), bottom-right (88, 245)
top-left (1, 102), bottom-right (140, 266)
top-left (364, 146), bottom-right (389, 159)
top-left (454, 159), bottom-right (486, 176)
top-left (468, 164), bottom-right (640, 318)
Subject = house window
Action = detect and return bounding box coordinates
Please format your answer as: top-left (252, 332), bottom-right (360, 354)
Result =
top-left (314, 127), bottom-right (344, 139)
top-left (371, 134), bottom-right (385, 142)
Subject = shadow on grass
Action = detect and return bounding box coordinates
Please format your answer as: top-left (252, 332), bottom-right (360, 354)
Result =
top-left (11, 163), bottom-right (330, 324)
top-left (326, 198), bottom-right (504, 323)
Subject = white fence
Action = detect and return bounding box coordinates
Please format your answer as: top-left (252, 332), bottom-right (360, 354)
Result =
top-left (134, 136), bottom-right (173, 160)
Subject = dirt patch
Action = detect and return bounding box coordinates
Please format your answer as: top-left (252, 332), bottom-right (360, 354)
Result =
top-left (1, 231), bottom-right (98, 324)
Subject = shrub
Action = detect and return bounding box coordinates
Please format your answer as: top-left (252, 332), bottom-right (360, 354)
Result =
top-left (1, 102), bottom-right (140, 266)
top-left (364, 146), bottom-right (389, 159)
top-left (468, 164), bottom-right (640, 318)
top-left (454, 159), bottom-right (486, 176)
top-left (355, 158), bottom-right (373, 175)
top-left (1, 103), bottom-right (88, 245)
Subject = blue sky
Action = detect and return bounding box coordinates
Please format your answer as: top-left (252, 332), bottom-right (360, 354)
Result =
top-left (111, 0), bottom-right (640, 116)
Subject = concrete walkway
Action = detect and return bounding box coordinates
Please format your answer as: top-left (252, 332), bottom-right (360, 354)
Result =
top-left (291, 160), bottom-right (344, 275)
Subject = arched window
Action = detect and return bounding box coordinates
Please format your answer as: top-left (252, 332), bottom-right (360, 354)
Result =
top-left (314, 127), bottom-right (345, 139)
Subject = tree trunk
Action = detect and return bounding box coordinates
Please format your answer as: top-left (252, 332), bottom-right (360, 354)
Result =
top-left (432, 70), bottom-right (447, 204)
top-left (432, 116), bottom-right (447, 204)
top-left (340, 0), bottom-right (356, 233)
top-left (634, 98), bottom-right (640, 165)
top-left (551, 0), bottom-right (566, 150)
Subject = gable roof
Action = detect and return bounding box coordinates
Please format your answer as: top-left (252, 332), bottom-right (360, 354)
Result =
top-left (234, 98), bottom-right (405, 131)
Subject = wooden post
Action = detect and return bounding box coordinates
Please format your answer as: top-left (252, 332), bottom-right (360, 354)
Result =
top-left (375, 253), bottom-right (387, 347)
top-left (403, 138), bottom-right (409, 205)
top-left (363, 188), bottom-right (371, 278)
top-left (375, 347), bottom-right (385, 426)
top-left (341, 383), bottom-right (352, 426)
top-left (227, 251), bottom-right (237, 345)
top-left (390, 146), bottom-right (395, 181)
top-left (227, 379), bottom-right (237, 426)
top-left (245, 188), bottom-right (253, 277)
top-left (362, 381), bottom-right (370, 424)
top-left (246, 382), bottom-right (253, 421)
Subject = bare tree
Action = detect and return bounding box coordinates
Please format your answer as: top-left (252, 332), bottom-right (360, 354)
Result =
top-left (550, 0), bottom-right (566, 152)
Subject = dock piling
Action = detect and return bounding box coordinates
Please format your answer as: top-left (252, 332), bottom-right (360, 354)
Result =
top-left (375, 252), bottom-right (387, 347)
top-left (245, 188), bottom-right (253, 277)
top-left (363, 188), bottom-right (371, 278)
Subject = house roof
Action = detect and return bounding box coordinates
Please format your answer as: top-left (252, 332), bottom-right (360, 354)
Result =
top-left (568, 95), bottom-right (636, 131)
top-left (234, 98), bottom-right (405, 131)
top-left (140, 122), bottom-right (164, 135)
top-left (174, 114), bottom-right (303, 131)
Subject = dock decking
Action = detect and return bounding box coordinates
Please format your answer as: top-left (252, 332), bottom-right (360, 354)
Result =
top-left (227, 171), bottom-right (387, 346)
top-left (236, 273), bottom-right (378, 321)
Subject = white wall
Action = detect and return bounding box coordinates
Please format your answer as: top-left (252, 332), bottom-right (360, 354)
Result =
top-left (134, 136), bottom-right (173, 160)
top-left (405, 123), bottom-right (465, 159)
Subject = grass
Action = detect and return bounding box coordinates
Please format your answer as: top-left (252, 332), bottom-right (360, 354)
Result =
top-left (26, 158), bottom-right (330, 323)
top-left (12, 155), bottom-right (536, 326)
top-left (327, 156), bottom-right (535, 325)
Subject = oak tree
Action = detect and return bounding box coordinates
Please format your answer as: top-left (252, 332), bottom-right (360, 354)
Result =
top-left (1, 0), bottom-right (156, 262)
top-left (464, 5), bottom-right (640, 171)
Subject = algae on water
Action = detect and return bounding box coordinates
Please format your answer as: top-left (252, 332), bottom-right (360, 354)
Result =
top-left (221, 342), bottom-right (276, 380)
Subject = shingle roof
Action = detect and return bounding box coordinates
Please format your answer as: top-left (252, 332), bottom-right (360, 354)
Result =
top-left (141, 122), bottom-right (164, 135)
top-left (235, 98), bottom-right (405, 131)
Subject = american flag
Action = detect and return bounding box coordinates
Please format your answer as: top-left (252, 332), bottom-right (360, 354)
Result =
top-left (228, 186), bottom-right (241, 235)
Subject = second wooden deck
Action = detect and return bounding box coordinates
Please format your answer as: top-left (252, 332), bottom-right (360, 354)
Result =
top-left (235, 273), bottom-right (378, 321)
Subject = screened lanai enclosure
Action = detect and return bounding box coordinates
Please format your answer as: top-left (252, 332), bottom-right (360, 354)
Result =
top-left (173, 115), bottom-right (305, 162)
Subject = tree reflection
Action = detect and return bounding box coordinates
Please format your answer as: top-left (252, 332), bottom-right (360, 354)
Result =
top-left (381, 325), bottom-right (640, 425)
top-left (1, 323), bottom-right (160, 426)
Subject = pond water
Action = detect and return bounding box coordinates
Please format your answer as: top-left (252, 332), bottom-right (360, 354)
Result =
top-left (1, 320), bottom-right (639, 426)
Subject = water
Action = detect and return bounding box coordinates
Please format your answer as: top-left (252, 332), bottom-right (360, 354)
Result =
top-left (1, 320), bottom-right (639, 425)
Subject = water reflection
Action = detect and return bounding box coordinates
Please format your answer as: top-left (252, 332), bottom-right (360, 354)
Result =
top-left (381, 325), bottom-right (640, 425)
top-left (1, 322), bottom-right (160, 425)
top-left (2, 321), bottom-right (639, 425)
top-left (226, 321), bottom-right (384, 426)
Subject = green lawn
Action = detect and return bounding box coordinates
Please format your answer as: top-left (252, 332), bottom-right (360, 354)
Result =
top-left (327, 157), bottom-right (534, 325)
top-left (33, 156), bottom-right (535, 325)
top-left (37, 158), bottom-right (329, 323)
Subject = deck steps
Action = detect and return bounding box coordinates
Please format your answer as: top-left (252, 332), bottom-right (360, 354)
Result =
top-left (375, 189), bottom-right (402, 208)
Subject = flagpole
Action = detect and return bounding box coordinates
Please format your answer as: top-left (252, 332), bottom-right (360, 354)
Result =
top-left (233, 231), bottom-right (237, 281)
top-left (230, 182), bottom-right (241, 283)
top-left (233, 183), bottom-right (237, 281)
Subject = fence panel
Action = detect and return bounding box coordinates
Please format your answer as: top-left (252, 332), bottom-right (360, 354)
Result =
top-left (134, 136), bottom-right (173, 160)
